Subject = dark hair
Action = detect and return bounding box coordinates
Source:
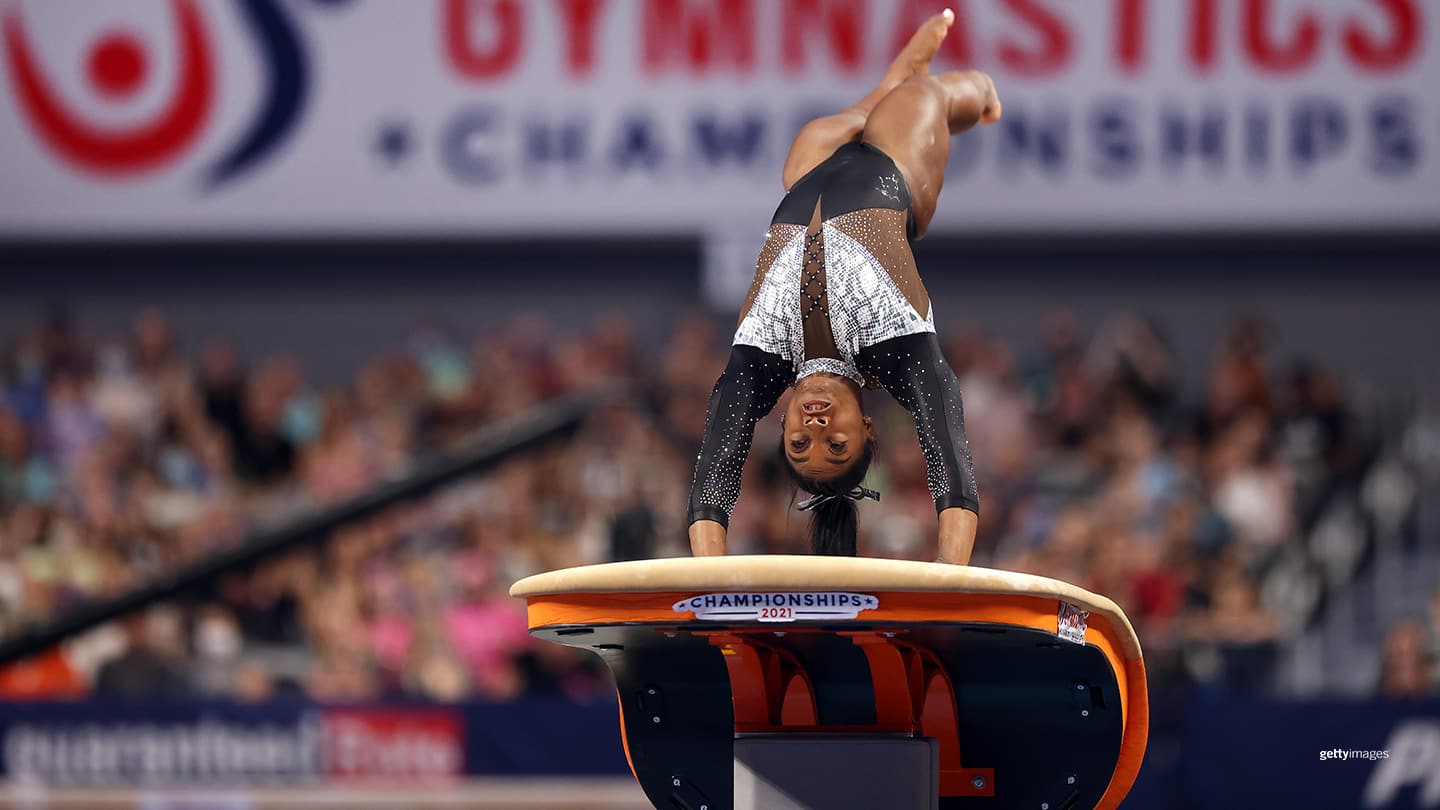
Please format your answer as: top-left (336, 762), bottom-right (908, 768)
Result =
top-left (779, 437), bottom-right (876, 556)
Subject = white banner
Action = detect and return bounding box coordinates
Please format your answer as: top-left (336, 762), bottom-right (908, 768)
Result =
top-left (0, 0), bottom-right (1436, 237)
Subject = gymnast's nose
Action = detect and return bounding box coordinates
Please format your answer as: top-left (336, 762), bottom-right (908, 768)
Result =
top-left (803, 414), bottom-right (829, 427)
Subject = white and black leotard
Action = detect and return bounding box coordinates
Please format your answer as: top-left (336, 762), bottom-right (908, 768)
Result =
top-left (688, 142), bottom-right (979, 528)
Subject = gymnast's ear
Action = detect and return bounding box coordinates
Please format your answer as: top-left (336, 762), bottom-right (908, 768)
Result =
top-left (863, 416), bottom-right (876, 440)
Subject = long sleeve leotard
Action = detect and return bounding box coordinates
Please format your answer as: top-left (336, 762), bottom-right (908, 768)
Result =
top-left (687, 142), bottom-right (979, 528)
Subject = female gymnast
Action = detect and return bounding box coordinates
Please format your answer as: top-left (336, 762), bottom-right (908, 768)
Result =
top-left (687, 10), bottom-right (1001, 565)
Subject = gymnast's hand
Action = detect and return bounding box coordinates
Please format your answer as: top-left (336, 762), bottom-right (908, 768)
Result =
top-left (689, 520), bottom-right (728, 557)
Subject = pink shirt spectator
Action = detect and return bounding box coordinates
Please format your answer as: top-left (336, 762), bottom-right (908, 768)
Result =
top-left (367, 613), bottom-right (414, 672)
top-left (443, 597), bottom-right (528, 680)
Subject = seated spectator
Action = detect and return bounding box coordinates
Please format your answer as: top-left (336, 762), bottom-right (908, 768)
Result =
top-left (94, 612), bottom-right (188, 697)
top-left (1379, 618), bottom-right (1437, 699)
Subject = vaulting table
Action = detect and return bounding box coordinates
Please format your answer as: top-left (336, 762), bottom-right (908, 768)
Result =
top-left (511, 555), bottom-right (1148, 810)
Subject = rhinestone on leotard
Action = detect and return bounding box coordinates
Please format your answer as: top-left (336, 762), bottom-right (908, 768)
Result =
top-left (795, 357), bottom-right (864, 387)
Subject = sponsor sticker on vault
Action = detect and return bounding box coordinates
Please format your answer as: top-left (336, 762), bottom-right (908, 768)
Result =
top-left (674, 592), bottom-right (880, 622)
top-left (1058, 601), bottom-right (1089, 644)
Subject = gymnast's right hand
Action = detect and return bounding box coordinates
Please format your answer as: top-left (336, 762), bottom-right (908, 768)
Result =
top-left (689, 520), bottom-right (728, 556)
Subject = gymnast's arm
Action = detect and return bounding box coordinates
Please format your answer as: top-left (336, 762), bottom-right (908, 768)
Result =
top-left (688, 344), bottom-right (793, 556)
top-left (859, 332), bottom-right (980, 564)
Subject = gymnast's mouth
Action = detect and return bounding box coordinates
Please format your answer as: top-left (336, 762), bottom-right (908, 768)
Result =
top-left (802, 400), bottom-right (832, 414)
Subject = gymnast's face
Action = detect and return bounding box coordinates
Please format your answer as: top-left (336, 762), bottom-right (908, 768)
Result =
top-left (781, 374), bottom-right (874, 480)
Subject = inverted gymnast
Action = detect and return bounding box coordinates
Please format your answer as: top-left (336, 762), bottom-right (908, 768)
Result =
top-left (687, 10), bottom-right (1000, 565)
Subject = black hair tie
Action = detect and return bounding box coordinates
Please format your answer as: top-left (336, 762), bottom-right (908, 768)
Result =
top-left (797, 486), bottom-right (880, 512)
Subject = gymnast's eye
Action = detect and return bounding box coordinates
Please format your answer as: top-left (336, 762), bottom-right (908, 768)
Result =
top-left (829, 441), bottom-right (846, 453)
top-left (790, 439), bottom-right (808, 451)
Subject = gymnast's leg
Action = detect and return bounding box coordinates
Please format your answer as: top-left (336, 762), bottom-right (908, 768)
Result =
top-left (859, 70), bottom-right (1002, 238)
top-left (779, 10), bottom-right (956, 191)
top-left (857, 73), bottom-right (1000, 564)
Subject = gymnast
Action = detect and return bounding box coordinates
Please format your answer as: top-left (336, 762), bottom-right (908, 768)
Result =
top-left (687, 10), bottom-right (1000, 565)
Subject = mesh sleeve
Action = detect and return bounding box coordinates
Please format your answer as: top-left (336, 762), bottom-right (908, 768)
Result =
top-left (858, 332), bottom-right (980, 515)
top-left (687, 344), bottom-right (793, 528)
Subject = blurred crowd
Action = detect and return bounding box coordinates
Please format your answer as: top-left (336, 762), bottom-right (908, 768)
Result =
top-left (0, 304), bottom-right (1436, 703)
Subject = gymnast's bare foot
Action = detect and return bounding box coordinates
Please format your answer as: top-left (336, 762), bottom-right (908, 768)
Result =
top-left (857, 9), bottom-right (954, 113)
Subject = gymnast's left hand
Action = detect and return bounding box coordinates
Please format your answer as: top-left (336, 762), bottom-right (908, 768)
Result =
top-left (689, 520), bottom-right (728, 557)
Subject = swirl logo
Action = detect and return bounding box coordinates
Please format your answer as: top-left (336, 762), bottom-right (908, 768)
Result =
top-left (3, 0), bottom-right (339, 189)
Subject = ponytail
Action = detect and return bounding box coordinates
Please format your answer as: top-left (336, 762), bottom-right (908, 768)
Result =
top-left (807, 496), bottom-right (860, 556)
top-left (779, 438), bottom-right (876, 557)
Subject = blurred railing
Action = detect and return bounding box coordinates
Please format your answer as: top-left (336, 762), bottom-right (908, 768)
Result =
top-left (0, 390), bottom-right (614, 667)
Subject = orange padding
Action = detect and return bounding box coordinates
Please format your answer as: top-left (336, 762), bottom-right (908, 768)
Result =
top-left (528, 589), bottom-right (1149, 805)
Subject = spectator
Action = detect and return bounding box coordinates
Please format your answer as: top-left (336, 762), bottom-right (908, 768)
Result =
top-left (191, 604), bottom-right (245, 695)
top-left (0, 647), bottom-right (84, 700)
top-left (1185, 568), bottom-right (1280, 696)
top-left (1378, 618), bottom-right (1437, 699)
top-left (94, 612), bottom-right (188, 697)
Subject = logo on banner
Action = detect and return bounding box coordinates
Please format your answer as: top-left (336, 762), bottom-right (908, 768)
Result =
top-left (1058, 602), bottom-right (1089, 644)
top-left (675, 592), bottom-right (879, 623)
top-left (2, 0), bottom-right (347, 187)
top-left (323, 707), bottom-right (465, 782)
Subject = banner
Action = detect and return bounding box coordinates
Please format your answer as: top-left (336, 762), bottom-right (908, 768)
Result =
top-left (0, 0), bottom-right (1437, 237)
top-left (0, 694), bottom-right (1438, 807)
top-left (0, 698), bottom-right (627, 785)
top-left (1179, 699), bottom-right (1440, 810)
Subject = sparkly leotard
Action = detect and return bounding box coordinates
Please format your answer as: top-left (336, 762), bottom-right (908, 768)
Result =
top-left (688, 142), bottom-right (979, 528)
